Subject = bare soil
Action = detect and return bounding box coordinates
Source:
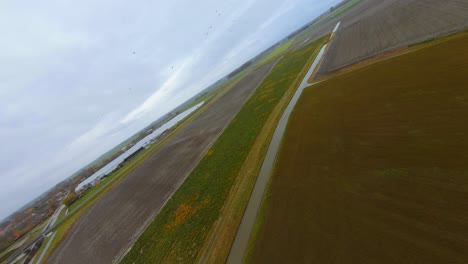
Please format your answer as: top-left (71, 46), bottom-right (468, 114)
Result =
top-left (316, 0), bottom-right (468, 75)
top-left (249, 33), bottom-right (468, 264)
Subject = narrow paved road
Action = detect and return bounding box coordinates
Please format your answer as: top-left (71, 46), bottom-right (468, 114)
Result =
top-left (33, 232), bottom-right (56, 264)
top-left (226, 22), bottom-right (341, 263)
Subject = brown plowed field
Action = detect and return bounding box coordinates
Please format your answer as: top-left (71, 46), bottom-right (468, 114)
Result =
top-left (316, 0), bottom-right (468, 75)
top-left (46, 62), bottom-right (276, 264)
top-left (249, 33), bottom-right (468, 263)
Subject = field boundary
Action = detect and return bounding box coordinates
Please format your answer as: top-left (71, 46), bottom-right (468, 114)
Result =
top-left (314, 30), bottom-right (468, 83)
top-left (196, 39), bottom-right (326, 263)
top-left (225, 37), bottom-right (330, 264)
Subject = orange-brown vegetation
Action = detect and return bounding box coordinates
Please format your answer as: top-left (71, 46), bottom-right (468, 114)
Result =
top-left (206, 149), bottom-right (214, 157)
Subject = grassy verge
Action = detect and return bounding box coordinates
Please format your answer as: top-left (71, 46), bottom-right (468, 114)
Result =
top-left (30, 236), bottom-right (50, 264)
top-left (243, 164), bottom-right (273, 263)
top-left (0, 243), bottom-right (18, 262)
top-left (249, 31), bottom-right (468, 263)
top-left (121, 36), bottom-right (328, 264)
top-left (197, 36), bottom-right (327, 264)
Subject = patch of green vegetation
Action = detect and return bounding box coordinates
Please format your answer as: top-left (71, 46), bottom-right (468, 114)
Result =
top-left (256, 39), bottom-right (294, 67)
top-left (121, 36), bottom-right (328, 264)
top-left (250, 33), bottom-right (468, 263)
top-left (27, 210), bottom-right (67, 263)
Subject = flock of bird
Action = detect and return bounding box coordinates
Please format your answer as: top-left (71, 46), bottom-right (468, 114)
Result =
top-left (128, 8), bottom-right (238, 92)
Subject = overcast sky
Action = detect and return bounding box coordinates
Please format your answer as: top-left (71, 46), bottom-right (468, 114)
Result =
top-left (0, 0), bottom-right (340, 220)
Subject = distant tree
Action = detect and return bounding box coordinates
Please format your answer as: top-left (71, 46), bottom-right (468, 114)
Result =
top-left (22, 218), bottom-right (35, 235)
top-left (12, 230), bottom-right (21, 240)
top-left (47, 199), bottom-right (58, 212)
top-left (55, 186), bottom-right (65, 194)
top-left (62, 191), bottom-right (79, 207)
top-left (26, 208), bottom-right (34, 215)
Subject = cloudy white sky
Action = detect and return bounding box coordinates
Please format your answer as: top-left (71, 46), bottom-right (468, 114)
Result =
top-left (0, 0), bottom-right (340, 220)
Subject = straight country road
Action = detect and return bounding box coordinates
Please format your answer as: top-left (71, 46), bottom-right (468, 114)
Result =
top-left (226, 22), bottom-right (339, 263)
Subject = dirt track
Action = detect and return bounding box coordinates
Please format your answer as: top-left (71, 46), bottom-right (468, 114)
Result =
top-left (46, 62), bottom-right (276, 264)
top-left (316, 0), bottom-right (468, 75)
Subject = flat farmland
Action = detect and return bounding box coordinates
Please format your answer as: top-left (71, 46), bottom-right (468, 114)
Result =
top-left (46, 62), bottom-right (276, 264)
top-left (120, 38), bottom-right (326, 264)
top-left (292, 0), bottom-right (362, 48)
top-left (317, 0), bottom-right (468, 75)
top-left (249, 33), bottom-right (468, 263)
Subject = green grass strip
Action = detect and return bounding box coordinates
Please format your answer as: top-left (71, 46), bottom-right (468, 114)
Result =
top-left (256, 39), bottom-right (294, 67)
